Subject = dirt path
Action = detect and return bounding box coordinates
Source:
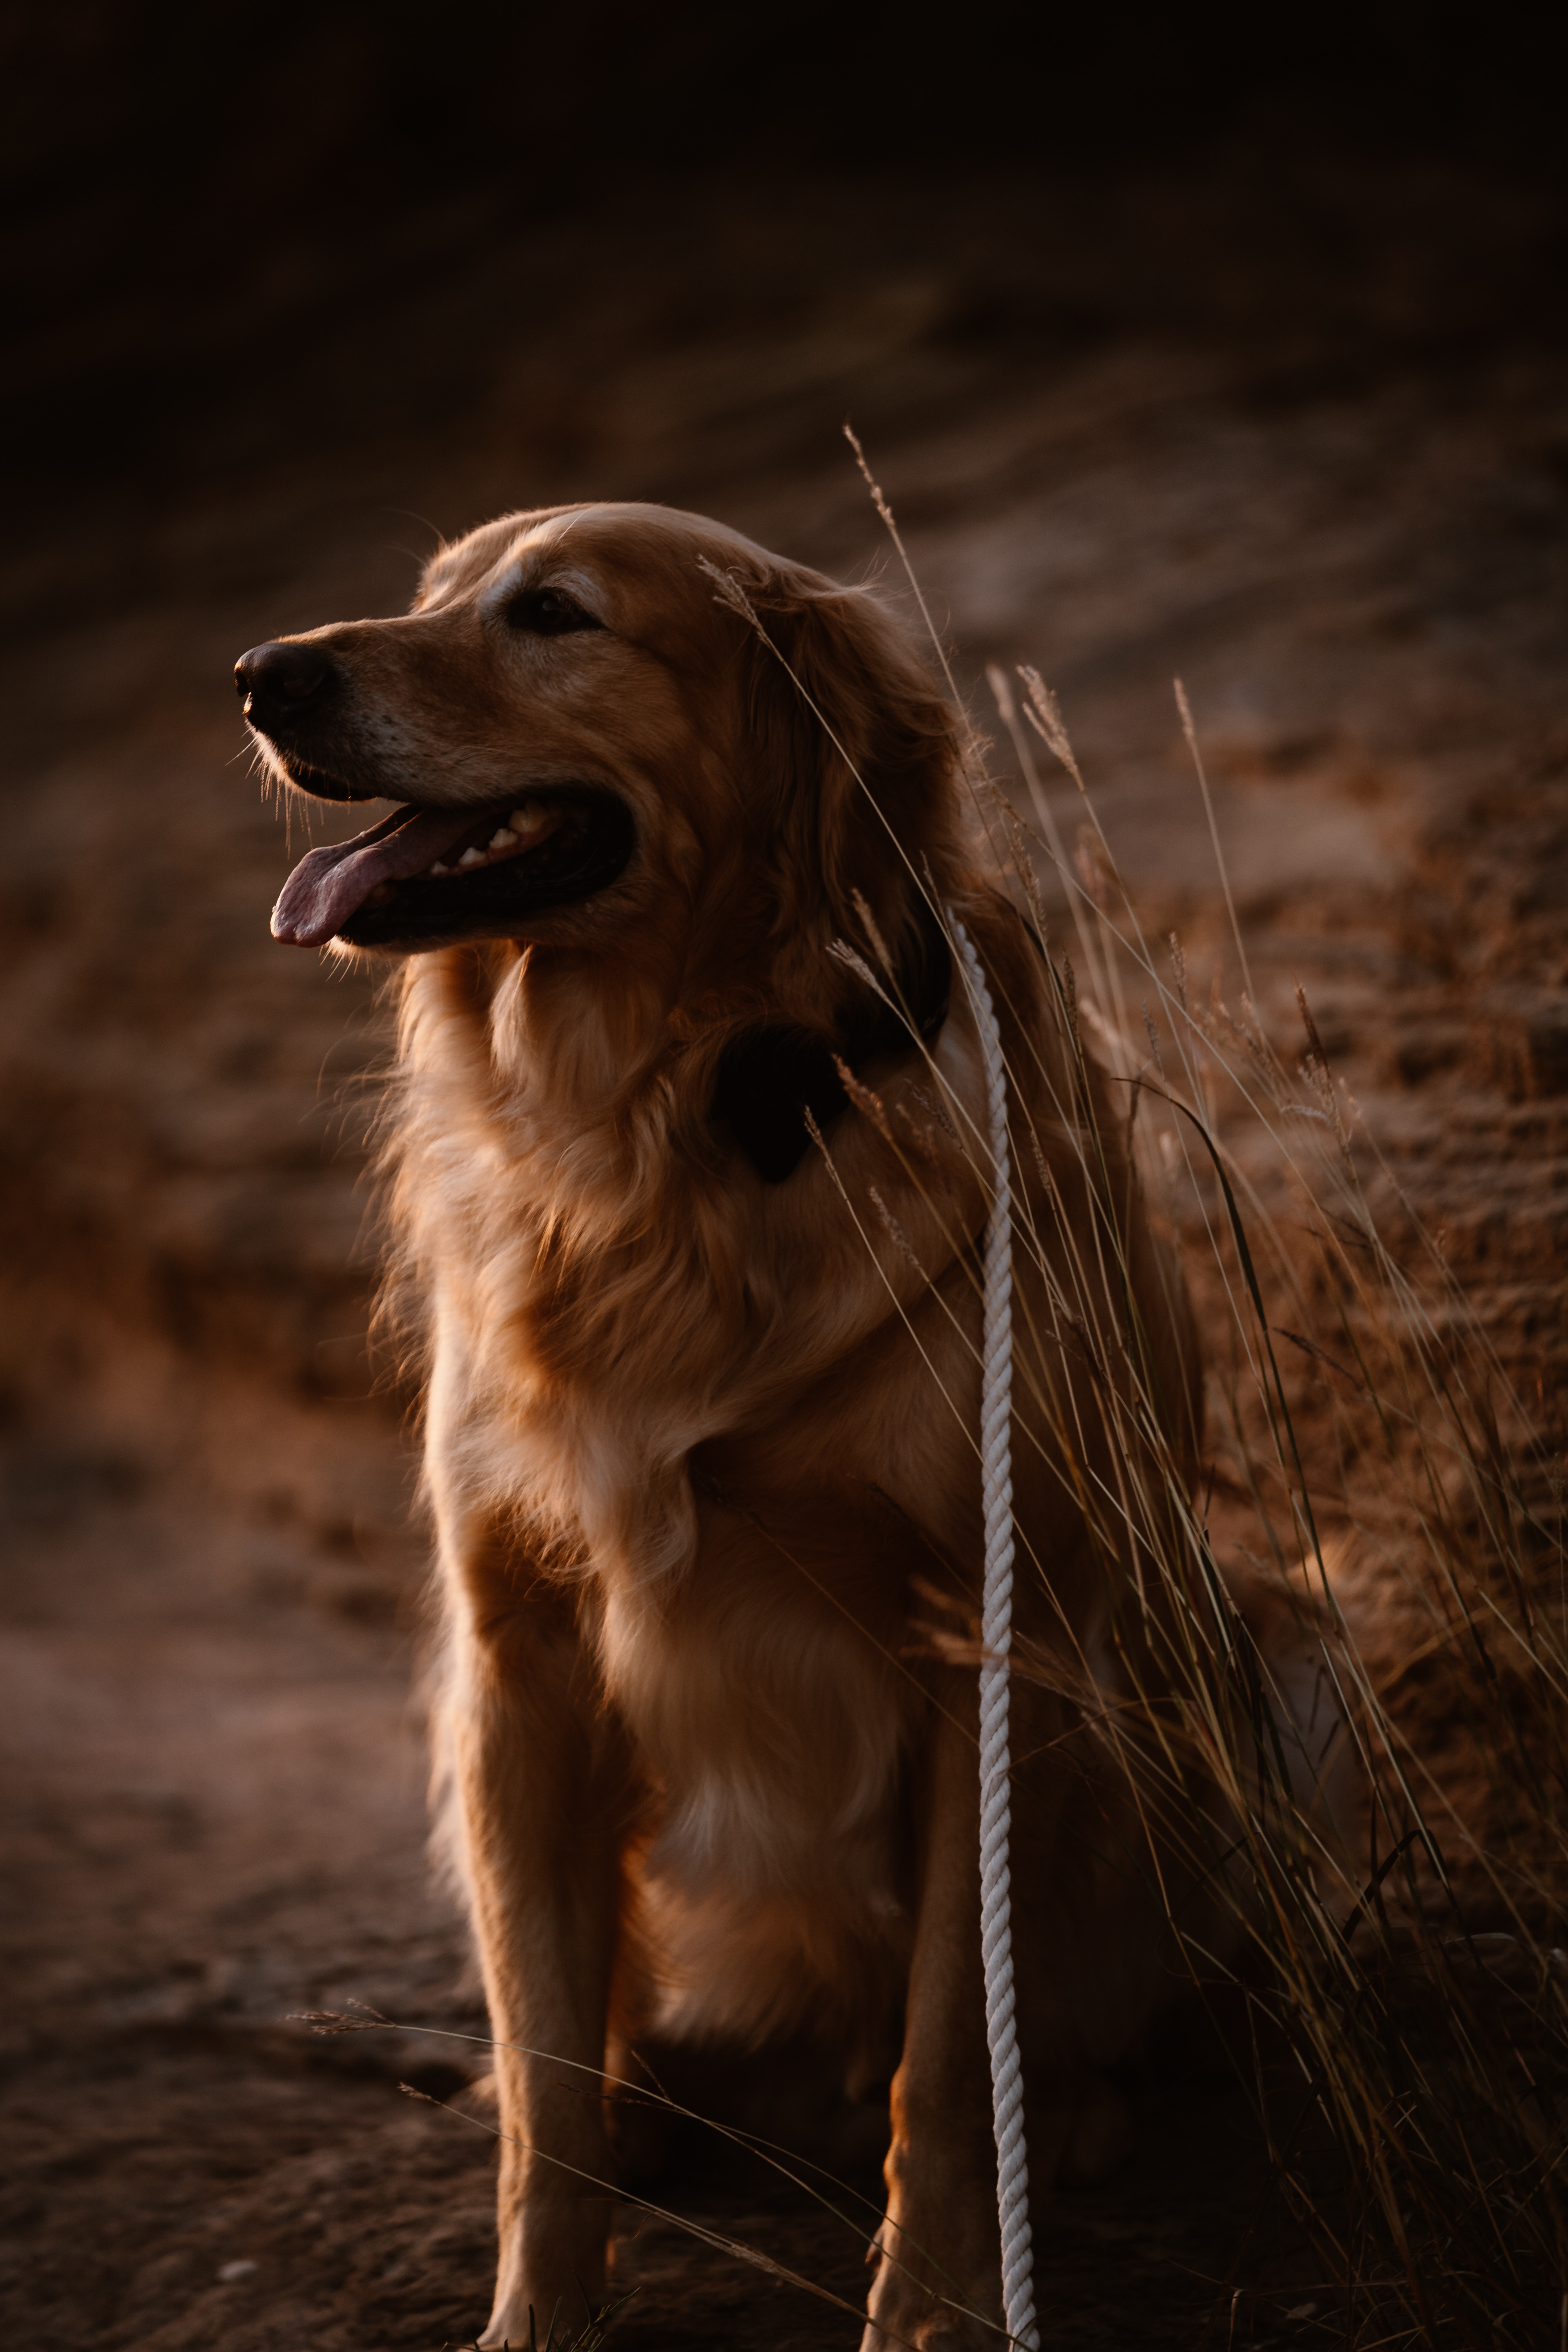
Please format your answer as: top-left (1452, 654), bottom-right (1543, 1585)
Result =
top-left (2, 167), bottom-right (1565, 2348)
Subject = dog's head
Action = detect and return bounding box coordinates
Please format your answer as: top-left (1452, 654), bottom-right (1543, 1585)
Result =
top-left (238, 504), bottom-right (960, 990)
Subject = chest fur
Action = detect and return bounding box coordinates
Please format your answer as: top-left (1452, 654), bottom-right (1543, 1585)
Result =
top-left (599, 1494), bottom-right (915, 1908)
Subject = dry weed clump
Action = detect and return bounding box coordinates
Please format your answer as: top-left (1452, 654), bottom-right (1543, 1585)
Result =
top-left (935, 638), bottom-right (1568, 2349)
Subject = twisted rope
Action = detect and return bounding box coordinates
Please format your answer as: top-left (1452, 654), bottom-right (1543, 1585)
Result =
top-left (950, 915), bottom-right (1039, 2352)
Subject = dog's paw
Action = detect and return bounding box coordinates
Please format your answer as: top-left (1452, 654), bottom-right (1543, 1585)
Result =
top-left (858, 2312), bottom-right (1001, 2351)
top-left (479, 2255), bottom-right (609, 2351)
top-left (860, 2238), bottom-right (1004, 2352)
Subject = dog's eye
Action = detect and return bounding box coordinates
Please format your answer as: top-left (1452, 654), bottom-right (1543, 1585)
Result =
top-left (505, 586), bottom-right (604, 637)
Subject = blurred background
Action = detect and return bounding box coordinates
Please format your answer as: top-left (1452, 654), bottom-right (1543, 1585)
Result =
top-left (3, 5), bottom-right (1567, 2345)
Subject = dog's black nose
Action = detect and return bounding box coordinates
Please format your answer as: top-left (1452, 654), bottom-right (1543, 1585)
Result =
top-left (235, 640), bottom-right (339, 728)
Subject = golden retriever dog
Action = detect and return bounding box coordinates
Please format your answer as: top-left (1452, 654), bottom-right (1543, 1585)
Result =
top-left (237, 503), bottom-right (1209, 2349)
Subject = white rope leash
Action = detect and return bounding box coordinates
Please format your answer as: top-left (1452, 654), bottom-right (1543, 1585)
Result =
top-left (950, 916), bottom-right (1039, 2352)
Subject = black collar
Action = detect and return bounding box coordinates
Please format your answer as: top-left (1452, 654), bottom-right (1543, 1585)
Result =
top-left (711, 899), bottom-right (951, 1183)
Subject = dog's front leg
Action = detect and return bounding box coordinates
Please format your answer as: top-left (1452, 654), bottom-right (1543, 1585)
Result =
top-left (443, 1563), bottom-right (630, 2352)
top-left (864, 1691), bottom-right (1007, 2352)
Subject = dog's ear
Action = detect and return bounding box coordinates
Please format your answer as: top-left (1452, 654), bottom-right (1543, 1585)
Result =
top-left (740, 570), bottom-right (960, 941)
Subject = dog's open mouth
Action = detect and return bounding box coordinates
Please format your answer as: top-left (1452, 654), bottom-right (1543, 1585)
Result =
top-left (271, 788), bottom-right (635, 950)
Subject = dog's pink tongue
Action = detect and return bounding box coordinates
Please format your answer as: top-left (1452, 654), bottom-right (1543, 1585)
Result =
top-left (271, 805), bottom-right (485, 946)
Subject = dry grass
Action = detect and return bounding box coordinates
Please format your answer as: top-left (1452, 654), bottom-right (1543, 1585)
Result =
top-left (949, 668), bottom-right (1568, 2349)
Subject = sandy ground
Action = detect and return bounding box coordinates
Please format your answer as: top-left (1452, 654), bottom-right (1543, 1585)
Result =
top-left (2, 165), bottom-right (1565, 2347)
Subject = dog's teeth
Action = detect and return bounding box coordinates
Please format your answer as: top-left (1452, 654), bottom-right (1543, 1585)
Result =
top-left (508, 803), bottom-right (548, 839)
top-left (430, 860), bottom-right (451, 875)
top-left (489, 827), bottom-right (517, 850)
top-left (458, 847), bottom-right (485, 867)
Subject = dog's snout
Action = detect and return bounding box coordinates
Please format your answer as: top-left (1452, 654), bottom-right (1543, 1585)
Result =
top-left (235, 640), bottom-right (340, 730)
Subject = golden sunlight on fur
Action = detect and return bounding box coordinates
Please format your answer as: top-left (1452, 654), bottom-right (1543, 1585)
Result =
top-left (238, 502), bottom-right (1234, 2350)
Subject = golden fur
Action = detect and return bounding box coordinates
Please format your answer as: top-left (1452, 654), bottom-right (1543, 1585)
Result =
top-left (247, 503), bottom-right (1211, 2349)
